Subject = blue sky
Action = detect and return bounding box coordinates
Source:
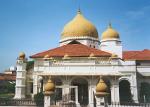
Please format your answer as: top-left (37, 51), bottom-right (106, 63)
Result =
top-left (0, 0), bottom-right (150, 72)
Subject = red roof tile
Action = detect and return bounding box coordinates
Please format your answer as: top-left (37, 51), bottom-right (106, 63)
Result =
top-left (0, 74), bottom-right (16, 81)
top-left (123, 49), bottom-right (150, 60)
top-left (30, 44), bottom-right (111, 58)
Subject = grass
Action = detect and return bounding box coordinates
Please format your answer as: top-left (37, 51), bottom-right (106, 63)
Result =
top-left (0, 93), bottom-right (14, 99)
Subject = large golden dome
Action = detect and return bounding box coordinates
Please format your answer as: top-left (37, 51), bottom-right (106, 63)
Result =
top-left (61, 10), bottom-right (98, 39)
top-left (101, 23), bottom-right (119, 40)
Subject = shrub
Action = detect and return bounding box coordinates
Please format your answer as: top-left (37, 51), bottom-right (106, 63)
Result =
top-left (34, 92), bottom-right (44, 106)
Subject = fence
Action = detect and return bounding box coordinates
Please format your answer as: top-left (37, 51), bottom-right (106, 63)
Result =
top-left (0, 99), bottom-right (37, 106)
top-left (0, 99), bottom-right (150, 107)
top-left (108, 103), bottom-right (150, 107)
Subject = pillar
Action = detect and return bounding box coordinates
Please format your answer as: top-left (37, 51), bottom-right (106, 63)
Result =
top-left (62, 79), bottom-right (70, 101)
top-left (96, 97), bottom-right (104, 107)
top-left (44, 95), bottom-right (51, 107)
top-left (14, 58), bottom-right (27, 99)
top-left (111, 79), bottom-right (120, 103)
top-left (130, 73), bottom-right (139, 103)
top-left (75, 87), bottom-right (80, 107)
top-left (130, 85), bottom-right (138, 103)
top-left (88, 84), bottom-right (95, 107)
top-left (33, 75), bottom-right (38, 95)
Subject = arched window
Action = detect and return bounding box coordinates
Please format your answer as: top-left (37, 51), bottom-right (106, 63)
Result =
top-left (119, 80), bottom-right (133, 103)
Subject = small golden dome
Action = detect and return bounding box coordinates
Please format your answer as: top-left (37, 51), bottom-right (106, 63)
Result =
top-left (61, 9), bottom-right (98, 39)
top-left (88, 53), bottom-right (96, 59)
top-left (101, 23), bottom-right (119, 40)
top-left (19, 52), bottom-right (25, 60)
top-left (96, 78), bottom-right (108, 93)
top-left (111, 53), bottom-right (118, 58)
top-left (44, 79), bottom-right (55, 92)
top-left (44, 54), bottom-right (49, 60)
top-left (62, 54), bottom-right (71, 60)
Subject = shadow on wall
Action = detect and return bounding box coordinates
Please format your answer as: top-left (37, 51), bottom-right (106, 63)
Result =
top-left (140, 82), bottom-right (150, 103)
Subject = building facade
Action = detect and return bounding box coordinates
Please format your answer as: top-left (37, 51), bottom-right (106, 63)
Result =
top-left (14, 10), bottom-right (150, 107)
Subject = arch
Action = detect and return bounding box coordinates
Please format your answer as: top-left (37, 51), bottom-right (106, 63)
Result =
top-left (52, 77), bottom-right (63, 85)
top-left (119, 77), bottom-right (130, 83)
top-left (70, 76), bottom-right (89, 84)
top-left (119, 80), bottom-right (133, 103)
top-left (71, 77), bottom-right (89, 106)
top-left (139, 82), bottom-right (150, 103)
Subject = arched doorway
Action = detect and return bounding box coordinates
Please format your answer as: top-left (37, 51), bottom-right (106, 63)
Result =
top-left (71, 77), bottom-right (89, 106)
top-left (119, 80), bottom-right (132, 103)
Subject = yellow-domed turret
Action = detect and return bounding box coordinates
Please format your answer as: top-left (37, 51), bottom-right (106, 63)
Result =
top-left (95, 78), bottom-right (109, 97)
top-left (43, 54), bottom-right (49, 60)
top-left (96, 78), bottom-right (108, 92)
top-left (44, 79), bottom-right (55, 96)
top-left (61, 9), bottom-right (98, 40)
top-left (19, 52), bottom-right (25, 60)
top-left (101, 23), bottom-right (119, 41)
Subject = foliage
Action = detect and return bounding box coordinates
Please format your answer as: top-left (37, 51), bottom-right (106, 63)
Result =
top-left (34, 92), bottom-right (44, 106)
top-left (26, 61), bottom-right (34, 70)
top-left (0, 81), bottom-right (15, 94)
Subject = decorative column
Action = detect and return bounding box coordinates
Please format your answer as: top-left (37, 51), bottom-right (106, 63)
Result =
top-left (14, 52), bottom-right (27, 99)
top-left (38, 76), bottom-right (43, 92)
top-left (33, 75), bottom-right (38, 95)
top-left (44, 78), bottom-right (55, 107)
top-left (130, 73), bottom-right (139, 103)
top-left (62, 79), bottom-right (71, 101)
top-left (75, 86), bottom-right (80, 107)
top-left (111, 78), bottom-right (120, 103)
top-left (130, 85), bottom-right (139, 103)
top-left (88, 79), bottom-right (95, 107)
top-left (95, 77), bottom-right (109, 107)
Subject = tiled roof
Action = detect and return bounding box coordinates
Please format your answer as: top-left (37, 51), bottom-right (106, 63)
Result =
top-left (30, 44), bottom-right (111, 58)
top-left (0, 73), bottom-right (16, 81)
top-left (123, 49), bottom-right (150, 60)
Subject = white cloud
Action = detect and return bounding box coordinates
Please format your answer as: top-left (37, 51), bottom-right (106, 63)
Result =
top-left (126, 5), bottom-right (150, 19)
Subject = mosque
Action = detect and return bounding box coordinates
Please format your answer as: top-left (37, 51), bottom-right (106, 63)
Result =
top-left (14, 9), bottom-right (150, 107)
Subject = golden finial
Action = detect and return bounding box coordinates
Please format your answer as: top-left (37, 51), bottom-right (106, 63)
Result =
top-left (100, 75), bottom-right (102, 79)
top-left (77, 6), bottom-right (81, 14)
top-left (108, 21), bottom-right (112, 28)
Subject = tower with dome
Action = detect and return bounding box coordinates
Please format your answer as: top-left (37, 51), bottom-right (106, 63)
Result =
top-left (14, 9), bottom-right (150, 107)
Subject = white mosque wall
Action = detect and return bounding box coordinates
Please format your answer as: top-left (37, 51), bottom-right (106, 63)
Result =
top-left (33, 59), bottom-right (137, 73)
top-left (29, 59), bottom-right (143, 103)
top-left (100, 40), bottom-right (122, 58)
top-left (33, 61), bottom-right (136, 76)
top-left (60, 37), bottom-right (100, 49)
top-left (137, 66), bottom-right (150, 76)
